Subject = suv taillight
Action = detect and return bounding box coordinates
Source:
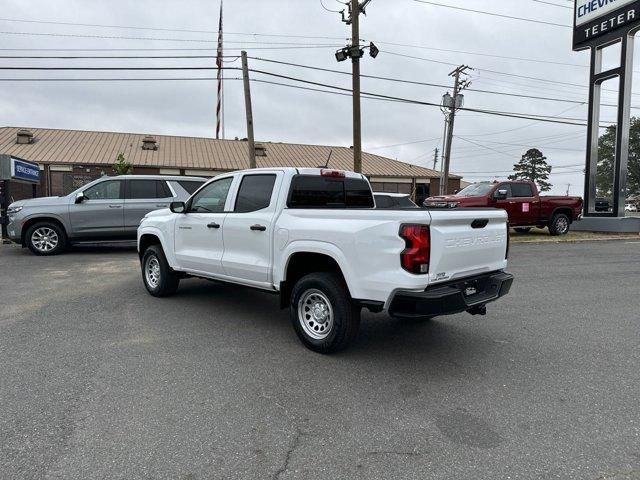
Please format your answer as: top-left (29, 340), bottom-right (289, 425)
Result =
top-left (400, 224), bottom-right (430, 274)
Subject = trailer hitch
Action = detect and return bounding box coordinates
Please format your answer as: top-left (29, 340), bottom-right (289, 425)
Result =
top-left (467, 304), bottom-right (487, 316)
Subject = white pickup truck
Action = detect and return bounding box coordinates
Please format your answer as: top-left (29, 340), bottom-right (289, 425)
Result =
top-left (138, 168), bottom-right (513, 353)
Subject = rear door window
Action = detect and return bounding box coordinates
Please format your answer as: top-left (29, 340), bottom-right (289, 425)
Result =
top-left (234, 174), bottom-right (277, 213)
top-left (511, 183), bottom-right (534, 198)
top-left (127, 180), bottom-right (172, 199)
top-left (288, 176), bottom-right (374, 208)
top-left (495, 184), bottom-right (513, 198)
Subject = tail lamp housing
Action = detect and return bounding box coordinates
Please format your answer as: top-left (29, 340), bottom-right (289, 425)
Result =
top-left (399, 224), bottom-right (430, 274)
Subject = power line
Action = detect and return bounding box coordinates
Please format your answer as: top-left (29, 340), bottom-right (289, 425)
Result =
top-left (413, 0), bottom-right (571, 28)
top-left (247, 56), bottom-right (585, 105)
top-left (0, 29), bottom-right (346, 45)
top-left (531, 0), bottom-right (572, 9)
top-left (0, 45), bottom-right (342, 52)
top-left (366, 137), bottom-right (442, 150)
top-left (382, 49), bottom-right (640, 98)
top-left (0, 17), bottom-right (348, 40)
top-left (0, 66), bottom-right (603, 126)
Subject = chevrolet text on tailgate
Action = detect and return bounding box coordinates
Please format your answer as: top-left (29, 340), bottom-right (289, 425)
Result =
top-left (138, 168), bottom-right (514, 353)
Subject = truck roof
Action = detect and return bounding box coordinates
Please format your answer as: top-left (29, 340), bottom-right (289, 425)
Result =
top-left (229, 167), bottom-right (367, 180)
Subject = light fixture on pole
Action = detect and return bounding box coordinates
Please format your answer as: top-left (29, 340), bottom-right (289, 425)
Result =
top-left (369, 42), bottom-right (379, 58)
top-left (333, 0), bottom-right (378, 174)
top-left (335, 47), bottom-right (350, 63)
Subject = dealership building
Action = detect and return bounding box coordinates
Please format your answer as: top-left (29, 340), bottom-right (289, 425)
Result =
top-left (0, 127), bottom-right (461, 201)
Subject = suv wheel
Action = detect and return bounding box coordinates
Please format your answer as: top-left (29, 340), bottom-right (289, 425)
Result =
top-left (141, 245), bottom-right (180, 297)
top-left (290, 272), bottom-right (360, 354)
top-left (549, 213), bottom-right (571, 236)
top-left (25, 222), bottom-right (66, 256)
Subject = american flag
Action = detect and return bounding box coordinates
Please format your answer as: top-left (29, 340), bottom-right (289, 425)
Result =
top-left (215, 0), bottom-right (224, 139)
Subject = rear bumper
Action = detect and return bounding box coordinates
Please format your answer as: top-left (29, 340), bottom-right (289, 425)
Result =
top-left (388, 271), bottom-right (514, 319)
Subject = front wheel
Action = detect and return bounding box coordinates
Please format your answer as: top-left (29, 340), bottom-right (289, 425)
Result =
top-left (141, 245), bottom-right (180, 297)
top-left (25, 221), bottom-right (67, 255)
top-left (290, 272), bottom-right (360, 354)
top-left (549, 213), bottom-right (571, 236)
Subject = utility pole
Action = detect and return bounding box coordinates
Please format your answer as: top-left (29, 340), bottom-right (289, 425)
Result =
top-left (351, 0), bottom-right (362, 173)
top-left (241, 51), bottom-right (256, 168)
top-left (333, 0), bottom-right (376, 174)
top-left (440, 65), bottom-right (472, 195)
top-left (566, 184), bottom-right (571, 196)
top-left (432, 148), bottom-right (439, 171)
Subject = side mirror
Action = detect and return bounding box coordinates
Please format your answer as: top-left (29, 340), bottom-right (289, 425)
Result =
top-left (75, 192), bottom-right (85, 204)
top-left (494, 189), bottom-right (508, 200)
top-left (170, 201), bottom-right (186, 213)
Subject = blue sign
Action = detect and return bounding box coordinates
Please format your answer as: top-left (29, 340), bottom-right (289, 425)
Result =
top-left (11, 158), bottom-right (40, 183)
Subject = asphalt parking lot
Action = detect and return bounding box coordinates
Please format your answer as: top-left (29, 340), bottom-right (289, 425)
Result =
top-left (1, 240), bottom-right (639, 480)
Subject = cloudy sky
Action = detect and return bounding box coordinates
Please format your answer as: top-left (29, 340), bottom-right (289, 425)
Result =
top-left (1, 0), bottom-right (636, 195)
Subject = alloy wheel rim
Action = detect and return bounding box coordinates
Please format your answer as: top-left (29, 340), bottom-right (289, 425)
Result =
top-left (557, 217), bottom-right (569, 234)
top-left (298, 289), bottom-right (334, 340)
top-left (31, 227), bottom-right (59, 252)
top-left (145, 256), bottom-right (161, 289)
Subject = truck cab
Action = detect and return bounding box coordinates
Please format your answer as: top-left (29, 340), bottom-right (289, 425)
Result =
top-left (425, 180), bottom-right (583, 236)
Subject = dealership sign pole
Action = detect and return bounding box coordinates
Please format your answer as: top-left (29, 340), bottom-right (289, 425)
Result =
top-left (0, 155), bottom-right (40, 241)
top-left (574, 0), bottom-right (640, 217)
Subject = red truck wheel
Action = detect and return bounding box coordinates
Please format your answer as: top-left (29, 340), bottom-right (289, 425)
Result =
top-left (549, 213), bottom-right (570, 236)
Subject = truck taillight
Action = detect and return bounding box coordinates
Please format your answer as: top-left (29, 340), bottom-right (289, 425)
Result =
top-left (400, 224), bottom-right (430, 274)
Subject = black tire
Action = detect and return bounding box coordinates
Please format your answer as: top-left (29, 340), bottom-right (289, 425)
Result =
top-left (548, 213), bottom-right (571, 236)
top-left (513, 227), bottom-right (531, 234)
top-left (290, 272), bottom-right (360, 354)
top-left (25, 221), bottom-right (67, 256)
top-left (141, 245), bottom-right (180, 297)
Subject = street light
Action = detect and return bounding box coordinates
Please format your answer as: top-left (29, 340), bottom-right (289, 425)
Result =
top-left (335, 47), bottom-right (350, 62)
top-left (369, 42), bottom-right (379, 58)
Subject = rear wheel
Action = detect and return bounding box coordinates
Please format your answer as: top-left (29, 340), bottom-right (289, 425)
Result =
top-left (290, 272), bottom-right (360, 354)
top-left (25, 221), bottom-right (66, 256)
top-left (141, 245), bottom-right (180, 297)
top-left (549, 213), bottom-right (571, 236)
top-left (513, 227), bottom-right (531, 234)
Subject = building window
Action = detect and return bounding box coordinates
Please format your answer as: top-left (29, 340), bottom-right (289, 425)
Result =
top-left (398, 183), bottom-right (412, 194)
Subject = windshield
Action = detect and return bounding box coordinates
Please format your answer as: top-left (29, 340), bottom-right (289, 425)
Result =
top-left (455, 183), bottom-right (495, 197)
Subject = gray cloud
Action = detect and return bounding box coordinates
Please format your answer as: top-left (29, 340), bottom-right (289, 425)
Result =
top-left (1, 0), bottom-right (635, 195)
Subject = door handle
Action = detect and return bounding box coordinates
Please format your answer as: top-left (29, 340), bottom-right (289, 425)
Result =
top-left (109, 205), bottom-right (122, 208)
top-left (250, 224), bottom-right (267, 231)
top-left (156, 204), bottom-right (168, 208)
top-left (207, 222), bottom-right (221, 229)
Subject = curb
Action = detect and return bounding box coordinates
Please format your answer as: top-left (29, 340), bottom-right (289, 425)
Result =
top-left (512, 236), bottom-right (639, 244)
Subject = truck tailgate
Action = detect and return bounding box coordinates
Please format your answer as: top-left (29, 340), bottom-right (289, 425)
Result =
top-left (427, 208), bottom-right (508, 284)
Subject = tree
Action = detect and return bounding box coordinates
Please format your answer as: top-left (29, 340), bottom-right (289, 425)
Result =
top-left (509, 148), bottom-right (552, 192)
top-left (113, 152), bottom-right (133, 175)
top-left (597, 117), bottom-right (640, 196)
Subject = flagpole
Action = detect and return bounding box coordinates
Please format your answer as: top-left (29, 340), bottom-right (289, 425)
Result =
top-left (215, 0), bottom-right (224, 140)
top-left (221, 0), bottom-right (225, 139)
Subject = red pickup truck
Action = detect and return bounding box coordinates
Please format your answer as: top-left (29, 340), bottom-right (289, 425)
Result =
top-left (425, 180), bottom-right (583, 235)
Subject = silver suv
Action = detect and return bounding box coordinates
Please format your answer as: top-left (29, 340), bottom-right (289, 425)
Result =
top-left (6, 175), bottom-right (206, 255)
